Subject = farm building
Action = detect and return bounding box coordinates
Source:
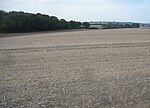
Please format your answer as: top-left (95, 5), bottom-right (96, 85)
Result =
top-left (88, 25), bottom-right (102, 29)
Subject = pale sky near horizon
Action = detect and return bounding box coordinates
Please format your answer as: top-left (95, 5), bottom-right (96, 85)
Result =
top-left (0, 0), bottom-right (150, 23)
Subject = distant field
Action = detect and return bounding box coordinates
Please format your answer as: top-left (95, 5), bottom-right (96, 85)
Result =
top-left (0, 28), bottom-right (150, 108)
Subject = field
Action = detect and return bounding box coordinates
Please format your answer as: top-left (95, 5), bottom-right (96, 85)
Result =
top-left (0, 28), bottom-right (150, 108)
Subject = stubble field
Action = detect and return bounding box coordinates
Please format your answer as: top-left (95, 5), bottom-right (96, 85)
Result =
top-left (0, 28), bottom-right (150, 108)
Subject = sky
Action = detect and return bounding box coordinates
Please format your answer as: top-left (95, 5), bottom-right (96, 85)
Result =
top-left (0, 0), bottom-right (150, 23)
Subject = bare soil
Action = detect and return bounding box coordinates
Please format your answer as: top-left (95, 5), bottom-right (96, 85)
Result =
top-left (0, 28), bottom-right (150, 108)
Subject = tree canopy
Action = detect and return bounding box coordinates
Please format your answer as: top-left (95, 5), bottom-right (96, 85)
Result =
top-left (82, 22), bottom-right (90, 28)
top-left (0, 10), bottom-right (81, 33)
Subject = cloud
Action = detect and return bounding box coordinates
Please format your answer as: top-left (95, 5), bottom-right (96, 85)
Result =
top-left (0, 0), bottom-right (149, 22)
top-left (34, 0), bottom-right (146, 5)
top-left (0, 0), bottom-right (146, 6)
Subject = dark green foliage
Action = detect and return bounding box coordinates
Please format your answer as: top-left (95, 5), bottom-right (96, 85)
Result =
top-left (59, 19), bottom-right (69, 29)
top-left (68, 21), bottom-right (81, 29)
top-left (0, 10), bottom-right (81, 33)
top-left (131, 23), bottom-right (140, 28)
top-left (82, 22), bottom-right (90, 28)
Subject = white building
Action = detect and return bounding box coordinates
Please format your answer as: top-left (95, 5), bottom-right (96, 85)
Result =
top-left (88, 25), bottom-right (102, 29)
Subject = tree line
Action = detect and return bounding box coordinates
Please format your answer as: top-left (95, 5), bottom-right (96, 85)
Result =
top-left (102, 23), bottom-right (139, 29)
top-left (0, 10), bottom-right (81, 33)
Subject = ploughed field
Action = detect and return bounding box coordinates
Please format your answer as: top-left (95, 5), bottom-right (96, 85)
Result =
top-left (0, 29), bottom-right (150, 108)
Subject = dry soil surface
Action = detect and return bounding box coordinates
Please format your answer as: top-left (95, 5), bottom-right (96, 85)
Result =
top-left (0, 29), bottom-right (150, 108)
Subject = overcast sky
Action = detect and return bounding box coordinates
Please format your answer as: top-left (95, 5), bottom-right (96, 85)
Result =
top-left (0, 0), bottom-right (150, 23)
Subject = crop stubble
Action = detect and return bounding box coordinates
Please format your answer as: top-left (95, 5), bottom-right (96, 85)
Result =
top-left (0, 29), bottom-right (150, 108)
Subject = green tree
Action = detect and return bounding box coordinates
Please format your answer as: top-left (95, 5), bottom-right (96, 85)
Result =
top-left (69, 21), bottom-right (81, 29)
top-left (0, 10), bottom-right (82, 33)
top-left (59, 19), bottom-right (69, 29)
top-left (82, 22), bottom-right (90, 28)
top-left (131, 23), bottom-right (139, 28)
